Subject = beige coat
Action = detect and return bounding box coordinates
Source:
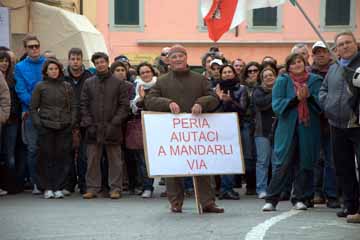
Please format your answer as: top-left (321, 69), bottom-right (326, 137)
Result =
top-left (0, 72), bottom-right (10, 123)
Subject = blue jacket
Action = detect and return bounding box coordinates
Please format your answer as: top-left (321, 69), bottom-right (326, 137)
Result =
top-left (15, 56), bottom-right (46, 112)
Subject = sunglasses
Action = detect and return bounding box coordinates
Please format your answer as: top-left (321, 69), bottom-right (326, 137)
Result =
top-left (161, 52), bottom-right (168, 57)
top-left (27, 44), bottom-right (40, 49)
top-left (247, 69), bottom-right (259, 74)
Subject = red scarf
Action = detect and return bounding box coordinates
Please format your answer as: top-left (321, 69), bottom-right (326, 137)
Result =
top-left (290, 72), bottom-right (310, 125)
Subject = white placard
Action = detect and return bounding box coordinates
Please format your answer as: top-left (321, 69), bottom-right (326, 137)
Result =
top-left (142, 112), bottom-right (244, 177)
top-left (0, 7), bottom-right (10, 48)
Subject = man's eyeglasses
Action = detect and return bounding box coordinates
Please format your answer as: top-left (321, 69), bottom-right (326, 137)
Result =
top-left (27, 44), bottom-right (40, 50)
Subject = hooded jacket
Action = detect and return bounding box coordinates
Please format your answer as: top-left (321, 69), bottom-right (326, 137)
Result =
top-left (15, 56), bottom-right (46, 112)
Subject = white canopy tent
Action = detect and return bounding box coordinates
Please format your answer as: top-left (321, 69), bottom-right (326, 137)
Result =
top-left (31, 2), bottom-right (108, 67)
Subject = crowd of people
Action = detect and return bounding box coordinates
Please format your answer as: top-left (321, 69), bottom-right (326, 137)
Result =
top-left (0, 31), bottom-right (359, 222)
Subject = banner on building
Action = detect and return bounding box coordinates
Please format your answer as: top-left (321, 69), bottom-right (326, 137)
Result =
top-left (0, 7), bottom-right (11, 48)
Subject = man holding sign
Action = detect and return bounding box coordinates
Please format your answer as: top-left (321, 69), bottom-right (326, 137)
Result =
top-left (145, 45), bottom-right (224, 213)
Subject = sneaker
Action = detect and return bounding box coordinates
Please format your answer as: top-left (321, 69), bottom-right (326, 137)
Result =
top-left (141, 190), bottom-right (153, 198)
top-left (262, 203), bottom-right (276, 211)
top-left (54, 191), bottom-right (64, 199)
top-left (32, 184), bottom-right (42, 195)
top-left (294, 202), bottom-right (307, 210)
top-left (0, 188), bottom-right (8, 196)
top-left (346, 213), bottom-right (360, 224)
top-left (44, 190), bottom-right (55, 199)
top-left (258, 192), bottom-right (267, 199)
top-left (62, 189), bottom-right (72, 196)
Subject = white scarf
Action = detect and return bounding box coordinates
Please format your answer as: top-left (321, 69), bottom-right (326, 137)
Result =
top-left (131, 76), bottom-right (157, 114)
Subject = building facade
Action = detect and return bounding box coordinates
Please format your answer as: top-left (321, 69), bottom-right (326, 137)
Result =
top-left (96, 0), bottom-right (360, 65)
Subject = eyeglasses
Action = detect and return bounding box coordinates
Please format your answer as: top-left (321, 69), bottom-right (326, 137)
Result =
top-left (27, 44), bottom-right (40, 49)
top-left (161, 53), bottom-right (168, 57)
top-left (247, 69), bottom-right (259, 74)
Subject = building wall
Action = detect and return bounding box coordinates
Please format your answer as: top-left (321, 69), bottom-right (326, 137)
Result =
top-left (96, 0), bottom-right (360, 65)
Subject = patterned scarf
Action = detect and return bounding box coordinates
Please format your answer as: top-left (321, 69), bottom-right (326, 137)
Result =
top-left (290, 72), bottom-right (310, 125)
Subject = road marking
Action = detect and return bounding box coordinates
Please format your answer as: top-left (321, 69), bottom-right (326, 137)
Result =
top-left (245, 210), bottom-right (301, 240)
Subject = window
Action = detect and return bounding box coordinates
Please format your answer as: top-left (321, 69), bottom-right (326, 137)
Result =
top-left (248, 6), bottom-right (282, 32)
top-left (320, 0), bottom-right (355, 31)
top-left (253, 7), bottom-right (277, 27)
top-left (110, 0), bottom-right (144, 31)
top-left (325, 0), bottom-right (350, 26)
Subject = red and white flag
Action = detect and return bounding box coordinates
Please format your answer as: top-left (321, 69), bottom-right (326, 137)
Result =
top-left (201, 0), bottom-right (288, 42)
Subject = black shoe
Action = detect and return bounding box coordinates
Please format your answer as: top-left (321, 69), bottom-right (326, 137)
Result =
top-left (231, 190), bottom-right (240, 197)
top-left (219, 191), bottom-right (240, 200)
top-left (326, 198), bottom-right (341, 209)
top-left (304, 199), bottom-right (314, 208)
top-left (337, 209), bottom-right (354, 218)
top-left (245, 189), bottom-right (257, 196)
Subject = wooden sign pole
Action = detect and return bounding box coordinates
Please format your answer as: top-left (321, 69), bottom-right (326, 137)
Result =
top-left (193, 176), bottom-right (203, 215)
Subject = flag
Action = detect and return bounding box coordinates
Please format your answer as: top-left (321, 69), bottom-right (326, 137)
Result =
top-left (201, 0), bottom-right (289, 42)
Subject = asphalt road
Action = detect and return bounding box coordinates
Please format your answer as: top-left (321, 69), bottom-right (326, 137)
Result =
top-left (0, 184), bottom-right (359, 240)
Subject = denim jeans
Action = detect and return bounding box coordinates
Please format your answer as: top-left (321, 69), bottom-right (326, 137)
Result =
top-left (241, 121), bottom-right (256, 190)
top-left (1, 123), bottom-right (18, 171)
top-left (23, 117), bottom-right (38, 186)
top-left (314, 134), bottom-right (337, 199)
top-left (184, 177), bottom-right (193, 191)
top-left (134, 149), bottom-right (154, 191)
top-left (255, 136), bottom-right (275, 195)
top-left (220, 175), bottom-right (234, 193)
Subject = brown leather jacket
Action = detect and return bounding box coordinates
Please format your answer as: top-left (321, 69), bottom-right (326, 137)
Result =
top-left (80, 71), bottom-right (129, 144)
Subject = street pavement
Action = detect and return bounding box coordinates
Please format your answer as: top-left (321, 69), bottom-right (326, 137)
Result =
top-left (0, 183), bottom-right (359, 240)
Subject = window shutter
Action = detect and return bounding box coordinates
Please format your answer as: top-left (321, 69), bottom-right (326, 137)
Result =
top-left (253, 7), bottom-right (277, 27)
top-left (114, 0), bottom-right (139, 25)
top-left (325, 0), bottom-right (350, 26)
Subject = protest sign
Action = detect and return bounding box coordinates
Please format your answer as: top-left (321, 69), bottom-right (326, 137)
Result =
top-left (142, 112), bottom-right (244, 177)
